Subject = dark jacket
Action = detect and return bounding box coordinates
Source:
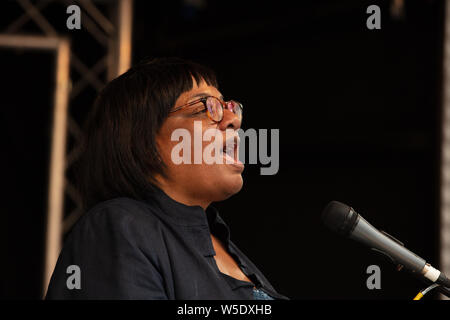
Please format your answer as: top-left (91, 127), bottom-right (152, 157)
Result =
top-left (45, 188), bottom-right (289, 300)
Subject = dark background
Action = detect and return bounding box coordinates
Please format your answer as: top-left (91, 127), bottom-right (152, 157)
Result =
top-left (0, 0), bottom-right (446, 299)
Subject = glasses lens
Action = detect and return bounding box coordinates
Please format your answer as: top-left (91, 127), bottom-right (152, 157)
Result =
top-left (206, 97), bottom-right (223, 122)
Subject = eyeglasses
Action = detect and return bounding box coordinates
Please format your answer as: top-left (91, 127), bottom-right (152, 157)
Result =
top-left (169, 96), bottom-right (243, 123)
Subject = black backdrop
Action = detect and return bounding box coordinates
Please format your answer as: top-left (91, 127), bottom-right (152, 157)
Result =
top-left (1, 0), bottom-right (445, 299)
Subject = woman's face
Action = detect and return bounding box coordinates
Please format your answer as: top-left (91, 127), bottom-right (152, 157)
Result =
top-left (155, 79), bottom-right (244, 208)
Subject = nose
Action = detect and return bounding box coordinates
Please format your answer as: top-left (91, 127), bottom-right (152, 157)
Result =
top-left (218, 109), bottom-right (241, 131)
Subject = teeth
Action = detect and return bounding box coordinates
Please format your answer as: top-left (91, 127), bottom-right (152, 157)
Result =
top-left (226, 145), bottom-right (234, 157)
top-left (221, 135), bottom-right (239, 162)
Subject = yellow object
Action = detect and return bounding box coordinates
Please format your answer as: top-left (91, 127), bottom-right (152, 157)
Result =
top-left (413, 292), bottom-right (424, 300)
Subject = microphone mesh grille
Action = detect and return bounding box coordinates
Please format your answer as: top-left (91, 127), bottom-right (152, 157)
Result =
top-left (321, 201), bottom-right (357, 236)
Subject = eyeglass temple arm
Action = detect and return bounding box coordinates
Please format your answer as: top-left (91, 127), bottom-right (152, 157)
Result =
top-left (169, 97), bottom-right (207, 113)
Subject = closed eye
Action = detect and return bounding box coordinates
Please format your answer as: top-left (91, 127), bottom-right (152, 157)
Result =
top-left (191, 107), bottom-right (207, 115)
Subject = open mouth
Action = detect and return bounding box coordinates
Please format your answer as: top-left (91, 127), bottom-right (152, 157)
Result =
top-left (221, 135), bottom-right (244, 168)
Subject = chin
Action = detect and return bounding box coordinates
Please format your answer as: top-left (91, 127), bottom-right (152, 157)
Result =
top-left (215, 174), bottom-right (243, 201)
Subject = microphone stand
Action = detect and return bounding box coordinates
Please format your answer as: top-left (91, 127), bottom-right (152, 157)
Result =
top-left (421, 279), bottom-right (450, 298)
top-left (436, 286), bottom-right (450, 298)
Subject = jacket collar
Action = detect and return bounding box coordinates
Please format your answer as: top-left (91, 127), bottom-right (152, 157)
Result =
top-left (144, 187), bottom-right (231, 256)
top-left (146, 187), bottom-right (209, 226)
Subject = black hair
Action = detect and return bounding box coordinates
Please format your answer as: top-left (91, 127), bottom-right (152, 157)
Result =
top-left (76, 57), bottom-right (218, 210)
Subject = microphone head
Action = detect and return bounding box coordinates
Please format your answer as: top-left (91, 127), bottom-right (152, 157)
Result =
top-left (321, 201), bottom-right (359, 237)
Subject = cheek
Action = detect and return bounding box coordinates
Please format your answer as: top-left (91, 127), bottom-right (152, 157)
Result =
top-left (157, 121), bottom-right (195, 165)
top-left (158, 120), bottom-right (242, 184)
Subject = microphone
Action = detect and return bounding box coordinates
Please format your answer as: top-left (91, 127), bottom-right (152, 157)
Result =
top-left (321, 200), bottom-right (450, 289)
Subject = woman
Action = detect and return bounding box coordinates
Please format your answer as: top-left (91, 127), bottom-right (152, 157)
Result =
top-left (46, 57), bottom-right (288, 300)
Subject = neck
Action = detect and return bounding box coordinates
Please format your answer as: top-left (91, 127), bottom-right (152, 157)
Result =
top-left (155, 179), bottom-right (210, 210)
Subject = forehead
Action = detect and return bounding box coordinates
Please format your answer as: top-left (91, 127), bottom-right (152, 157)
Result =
top-left (175, 79), bottom-right (222, 106)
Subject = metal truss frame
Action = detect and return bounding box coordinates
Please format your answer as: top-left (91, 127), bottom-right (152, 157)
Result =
top-left (1, 0), bottom-right (133, 297)
top-left (441, 0), bottom-right (450, 301)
